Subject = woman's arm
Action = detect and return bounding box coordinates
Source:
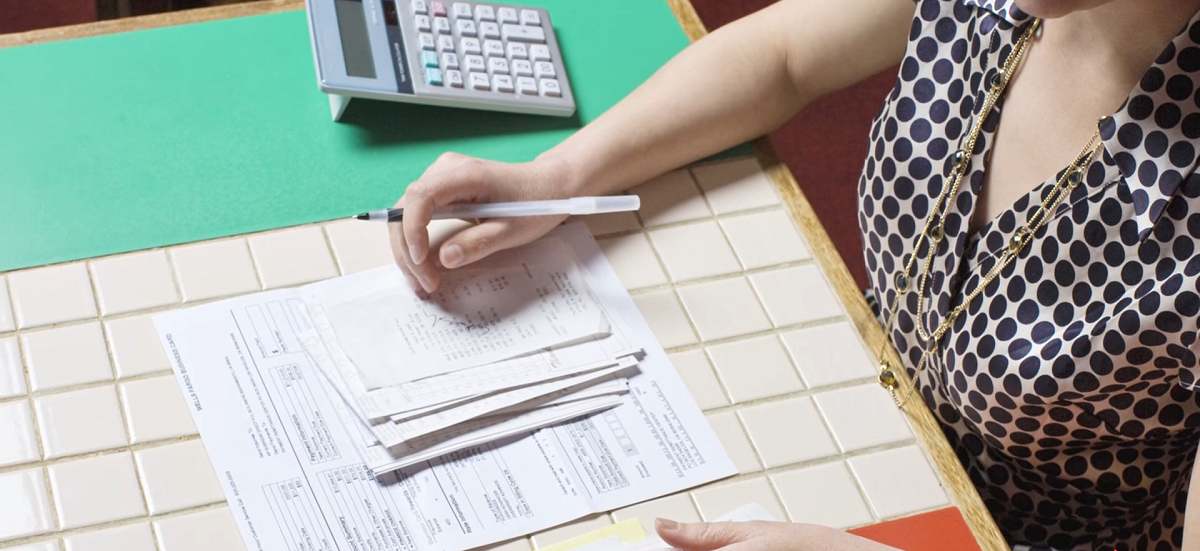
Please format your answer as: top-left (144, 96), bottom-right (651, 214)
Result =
top-left (395, 0), bottom-right (913, 293)
top-left (1185, 447), bottom-right (1199, 546)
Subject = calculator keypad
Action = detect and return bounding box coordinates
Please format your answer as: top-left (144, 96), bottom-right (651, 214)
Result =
top-left (409, 0), bottom-right (568, 103)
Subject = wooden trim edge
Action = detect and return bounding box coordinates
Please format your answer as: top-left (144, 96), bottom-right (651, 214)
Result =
top-left (0, 0), bottom-right (303, 48)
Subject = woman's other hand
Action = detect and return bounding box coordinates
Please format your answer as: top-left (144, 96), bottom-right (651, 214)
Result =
top-left (655, 518), bottom-right (899, 550)
top-left (389, 152), bottom-right (577, 294)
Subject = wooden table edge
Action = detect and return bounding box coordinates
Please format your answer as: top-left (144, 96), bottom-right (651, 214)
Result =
top-left (665, 2), bottom-right (1007, 548)
top-left (1, 2), bottom-right (1006, 548)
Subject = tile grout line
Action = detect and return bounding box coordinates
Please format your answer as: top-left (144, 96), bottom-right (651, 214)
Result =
top-left (0, 497), bottom-right (229, 549)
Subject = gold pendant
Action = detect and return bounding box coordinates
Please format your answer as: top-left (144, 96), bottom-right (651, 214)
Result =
top-left (878, 362), bottom-right (899, 391)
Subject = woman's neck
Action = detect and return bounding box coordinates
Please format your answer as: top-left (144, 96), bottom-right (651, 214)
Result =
top-left (1044, 1), bottom-right (1200, 83)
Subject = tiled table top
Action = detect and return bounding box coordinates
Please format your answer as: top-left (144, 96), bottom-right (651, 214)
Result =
top-left (0, 155), bottom-right (955, 551)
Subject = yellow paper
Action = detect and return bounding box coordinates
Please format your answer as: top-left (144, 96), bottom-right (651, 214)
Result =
top-left (541, 519), bottom-right (649, 551)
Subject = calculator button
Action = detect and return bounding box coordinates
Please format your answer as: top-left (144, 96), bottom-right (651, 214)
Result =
top-left (529, 44), bottom-right (550, 61)
top-left (501, 24), bottom-right (545, 43)
top-left (497, 6), bottom-right (518, 24)
top-left (484, 57), bottom-right (508, 75)
top-left (452, 2), bottom-right (472, 18)
top-left (464, 55), bottom-right (485, 72)
top-left (519, 9), bottom-right (541, 26)
top-left (506, 42), bottom-right (528, 59)
top-left (455, 19), bottom-right (477, 37)
top-left (533, 61), bottom-right (555, 79)
top-left (434, 16), bottom-right (451, 34)
top-left (538, 78), bottom-right (561, 97)
top-left (459, 37), bottom-right (481, 54)
top-left (441, 52), bottom-right (460, 69)
top-left (516, 76), bottom-right (537, 95)
top-left (421, 50), bottom-right (440, 68)
top-left (446, 69), bottom-right (464, 87)
top-left (418, 33), bottom-right (436, 50)
top-left (479, 21), bottom-right (500, 39)
top-left (411, 0), bottom-right (428, 15)
top-left (426, 68), bottom-right (444, 86)
top-left (493, 75), bottom-right (514, 93)
top-left (474, 5), bottom-right (495, 21)
top-left (430, 1), bottom-right (446, 16)
top-left (469, 72), bottom-right (490, 90)
top-left (483, 39), bottom-right (504, 58)
top-left (414, 15), bottom-right (431, 31)
top-left (437, 35), bottom-right (455, 51)
top-left (511, 59), bottom-right (533, 77)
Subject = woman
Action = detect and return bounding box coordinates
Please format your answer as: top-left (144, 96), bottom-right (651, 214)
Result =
top-left (389, 0), bottom-right (1200, 548)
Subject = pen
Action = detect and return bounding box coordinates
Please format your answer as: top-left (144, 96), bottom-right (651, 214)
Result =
top-left (354, 196), bottom-right (641, 222)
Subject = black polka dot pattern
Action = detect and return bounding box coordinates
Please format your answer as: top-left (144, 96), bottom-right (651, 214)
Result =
top-left (859, 1), bottom-right (1200, 548)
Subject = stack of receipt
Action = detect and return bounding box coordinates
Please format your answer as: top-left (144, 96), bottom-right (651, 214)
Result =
top-left (297, 233), bottom-right (644, 476)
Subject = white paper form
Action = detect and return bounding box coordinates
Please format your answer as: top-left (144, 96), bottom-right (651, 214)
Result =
top-left (154, 223), bottom-right (736, 551)
top-left (323, 237), bottom-right (612, 389)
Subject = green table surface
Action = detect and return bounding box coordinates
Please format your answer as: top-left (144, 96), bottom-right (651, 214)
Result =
top-left (0, 2), bottom-right (690, 272)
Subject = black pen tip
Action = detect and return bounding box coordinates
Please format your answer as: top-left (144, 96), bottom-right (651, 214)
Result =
top-left (354, 212), bottom-right (370, 221)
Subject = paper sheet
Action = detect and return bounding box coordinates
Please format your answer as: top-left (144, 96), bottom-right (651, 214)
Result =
top-left (322, 237), bottom-right (612, 388)
top-left (154, 223), bottom-right (735, 551)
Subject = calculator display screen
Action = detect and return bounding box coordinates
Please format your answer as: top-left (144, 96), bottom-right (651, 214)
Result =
top-left (334, 0), bottom-right (377, 78)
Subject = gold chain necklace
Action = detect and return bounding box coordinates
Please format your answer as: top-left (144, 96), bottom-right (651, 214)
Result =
top-left (876, 19), bottom-right (1104, 405)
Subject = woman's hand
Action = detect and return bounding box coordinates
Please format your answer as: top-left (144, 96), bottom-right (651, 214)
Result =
top-left (655, 519), bottom-right (898, 551)
top-left (389, 152), bottom-right (578, 294)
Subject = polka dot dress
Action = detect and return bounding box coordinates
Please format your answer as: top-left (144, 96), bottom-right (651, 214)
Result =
top-left (858, 1), bottom-right (1200, 548)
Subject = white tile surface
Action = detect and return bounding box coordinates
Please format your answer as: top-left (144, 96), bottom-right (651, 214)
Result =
top-left (0, 275), bottom-right (14, 332)
top-left (48, 452), bottom-right (146, 529)
top-left (690, 476), bottom-right (785, 521)
top-left (7, 541), bottom-right (61, 551)
top-left (90, 250), bottom-right (180, 315)
top-left (705, 335), bottom-right (803, 402)
top-left (135, 440), bottom-right (223, 514)
top-left (612, 492), bottom-right (700, 526)
top-left (324, 219), bottom-right (394, 274)
top-left (154, 506), bottom-right (247, 551)
top-left (34, 385), bottom-right (128, 459)
top-left (22, 322), bottom-right (112, 392)
top-left (633, 170), bottom-right (711, 226)
top-left (704, 411), bottom-right (760, 474)
top-left (0, 400), bottom-right (41, 467)
top-left (9, 262), bottom-right (96, 329)
top-left (0, 467), bottom-right (56, 540)
top-left (582, 211), bottom-right (640, 236)
top-left (676, 277), bottom-right (771, 341)
top-left (120, 375), bottom-right (197, 443)
top-left (479, 538), bottom-right (533, 551)
top-left (64, 522), bottom-right (156, 551)
top-left (739, 397), bottom-right (837, 467)
top-left (749, 265), bottom-right (842, 327)
top-left (0, 336), bottom-right (26, 399)
top-left (848, 446), bottom-right (947, 519)
top-left (532, 514), bottom-right (611, 548)
top-left (171, 238), bottom-right (260, 301)
top-left (598, 233), bottom-right (668, 290)
top-left (771, 462), bottom-right (873, 528)
top-left (814, 384), bottom-right (911, 452)
top-left (780, 322), bottom-right (876, 388)
top-left (719, 210), bottom-right (810, 269)
top-left (105, 315), bottom-right (172, 378)
top-left (647, 221), bottom-right (740, 282)
top-left (631, 290), bottom-right (696, 349)
top-left (690, 158), bottom-right (778, 214)
top-left (668, 349), bottom-right (728, 410)
top-left (247, 226), bottom-right (339, 288)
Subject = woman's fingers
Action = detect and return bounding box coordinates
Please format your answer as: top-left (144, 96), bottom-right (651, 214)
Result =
top-left (655, 519), bottom-right (762, 551)
top-left (401, 155), bottom-right (495, 267)
top-left (388, 220), bottom-right (437, 295)
top-left (438, 217), bottom-right (563, 269)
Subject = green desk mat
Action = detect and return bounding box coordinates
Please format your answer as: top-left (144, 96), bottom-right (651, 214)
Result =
top-left (0, 3), bottom-right (690, 272)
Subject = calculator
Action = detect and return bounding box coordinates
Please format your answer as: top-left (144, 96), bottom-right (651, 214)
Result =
top-left (305, 0), bottom-right (576, 121)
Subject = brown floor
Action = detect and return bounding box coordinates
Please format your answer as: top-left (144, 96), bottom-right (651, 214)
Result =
top-left (0, 0), bottom-right (891, 289)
